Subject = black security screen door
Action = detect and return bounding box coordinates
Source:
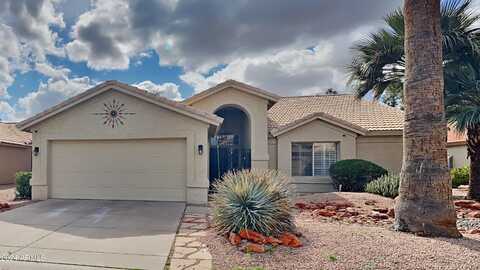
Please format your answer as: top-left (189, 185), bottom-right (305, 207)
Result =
top-left (209, 134), bottom-right (251, 188)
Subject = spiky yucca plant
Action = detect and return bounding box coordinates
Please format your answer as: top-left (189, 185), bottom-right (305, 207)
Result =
top-left (212, 170), bottom-right (294, 236)
top-left (365, 173), bottom-right (400, 198)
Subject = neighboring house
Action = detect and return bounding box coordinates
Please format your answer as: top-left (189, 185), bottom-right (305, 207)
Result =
top-left (17, 80), bottom-right (404, 204)
top-left (447, 127), bottom-right (468, 168)
top-left (0, 122), bottom-right (32, 184)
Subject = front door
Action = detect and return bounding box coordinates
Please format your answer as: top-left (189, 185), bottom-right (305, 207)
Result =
top-left (209, 134), bottom-right (251, 188)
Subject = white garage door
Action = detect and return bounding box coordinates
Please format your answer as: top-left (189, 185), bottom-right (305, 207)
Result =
top-left (49, 139), bottom-right (187, 201)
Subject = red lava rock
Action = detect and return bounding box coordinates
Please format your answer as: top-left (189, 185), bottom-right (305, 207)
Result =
top-left (229, 232), bottom-right (241, 246)
top-left (468, 211), bottom-right (480, 218)
top-left (312, 209), bottom-right (336, 217)
top-left (369, 211), bottom-right (389, 220)
top-left (243, 243), bottom-right (265, 253)
top-left (314, 202), bottom-right (326, 209)
top-left (238, 229), bottom-right (266, 244)
top-left (279, 232), bottom-right (302, 247)
top-left (0, 202), bottom-right (9, 209)
top-left (387, 208), bottom-right (395, 218)
top-left (265, 236), bottom-right (282, 246)
top-left (373, 208), bottom-right (388, 214)
top-left (364, 200), bottom-right (377, 206)
top-left (295, 202), bottom-right (308, 209)
top-left (468, 229), bottom-right (480, 234)
top-left (331, 201), bottom-right (354, 209)
top-left (454, 200), bottom-right (475, 207)
top-left (470, 203), bottom-right (480, 210)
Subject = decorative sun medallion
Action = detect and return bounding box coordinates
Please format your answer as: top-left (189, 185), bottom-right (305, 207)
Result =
top-left (93, 99), bottom-right (135, 128)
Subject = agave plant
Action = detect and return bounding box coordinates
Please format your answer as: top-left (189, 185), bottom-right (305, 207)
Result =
top-left (211, 170), bottom-right (294, 236)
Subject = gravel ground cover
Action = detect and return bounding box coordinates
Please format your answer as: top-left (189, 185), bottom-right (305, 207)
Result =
top-left (202, 192), bottom-right (480, 270)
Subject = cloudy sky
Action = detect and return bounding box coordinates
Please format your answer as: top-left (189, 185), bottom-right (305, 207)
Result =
top-left (0, 0), bottom-right (415, 121)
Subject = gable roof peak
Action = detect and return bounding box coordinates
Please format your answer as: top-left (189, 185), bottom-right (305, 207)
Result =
top-left (17, 80), bottom-right (223, 131)
top-left (183, 79), bottom-right (280, 105)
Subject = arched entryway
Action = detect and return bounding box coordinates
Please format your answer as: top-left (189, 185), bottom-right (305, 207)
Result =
top-left (209, 105), bottom-right (251, 186)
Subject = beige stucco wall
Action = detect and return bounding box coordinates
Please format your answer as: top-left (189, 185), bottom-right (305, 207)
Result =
top-left (268, 137), bottom-right (278, 170)
top-left (29, 89), bottom-right (211, 204)
top-left (356, 136), bottom-right (403, 173)
top-left (276, 119), bottom-right (357, 193)
top-left (0, 145), bottom-right (31, 184)
top-left (188, 87), bottom-right (270, 169)
top-left (447, 144), bottom-right (469, 168)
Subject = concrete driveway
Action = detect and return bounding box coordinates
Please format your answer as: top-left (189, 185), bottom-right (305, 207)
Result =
top-left (0, 200), bottom-right (185, 270)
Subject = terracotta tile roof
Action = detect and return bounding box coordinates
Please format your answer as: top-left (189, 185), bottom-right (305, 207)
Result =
top-left (447, 126), bottom-right (466, 146)
top-left (0, 122), bottom-right (32, 146)
top-left (267, 95), bottom-right (404, 135)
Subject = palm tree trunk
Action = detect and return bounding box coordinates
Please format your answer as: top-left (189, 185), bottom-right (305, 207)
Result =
top-left (467, 126), bottom-right (480, 200)
top-left (394, 0), bottom-right (461, 237)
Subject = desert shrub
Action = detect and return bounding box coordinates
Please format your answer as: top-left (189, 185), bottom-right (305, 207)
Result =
top-left (329, 159), bottom-right (387, 192)
top-left (15, 171), bottom-right (32, 199)
top-left (451, 166), bottom-right (469, 188)
top-left (365, 173), bottom-right (400, 198)
top-left (211, 170), bottom-right (294, 236)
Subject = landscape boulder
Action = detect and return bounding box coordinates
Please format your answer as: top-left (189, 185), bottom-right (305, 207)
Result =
top-left (229, 232), bottom-right (241, 246)
top-left (279, 232), bottom-right (302, 248)
top-left (239, 229), bottom-right (266, 244)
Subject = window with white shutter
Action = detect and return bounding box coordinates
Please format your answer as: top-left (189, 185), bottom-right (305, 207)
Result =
top-left (292, 142), bottom-right (338, 176)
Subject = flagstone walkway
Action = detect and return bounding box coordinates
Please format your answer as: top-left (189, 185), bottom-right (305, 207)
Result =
top-left (168, 206), bottom-right (213, 270)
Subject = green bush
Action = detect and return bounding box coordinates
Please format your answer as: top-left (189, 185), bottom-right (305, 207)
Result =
top-left (211, 170), bottom-right (294, 236)
top-left (15, 171), bottom-right (32, 199)
top-left (365, 173), bottom-right (400, 198)
top-left (329, 159), bottom-right (387, 192)
top-left (451, 166), bottom-right (469, 188)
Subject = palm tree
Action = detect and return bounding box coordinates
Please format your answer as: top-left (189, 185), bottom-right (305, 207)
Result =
top-left (348, 0), bottom-right (480, 103)
top-left (445, 55), bottom-right (480, 199)
top-left (395, 0), bottom-right (461, 237)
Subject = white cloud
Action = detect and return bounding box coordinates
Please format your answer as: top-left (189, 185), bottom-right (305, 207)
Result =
top-left (65, 0), bottom-right (139, 70)
top-left (62, 0), bottom-right (401, 96)
top-left (0, 0), bottom-right (65, 61)
top-left (0, 101), bottom-right (15, 121)
top-left (65, 0), bottom-right (400, 74)
top-left (17, 76), bottom-right (93, 119)
top-left (35, 62), bottom-right (70, 80)
top-left (0, 25), bottom-right (20, 98)
top-left (134, 80), bottom-right (182, 101)
top-left (181, 29), bottom-right (370, 96)
top-left (0, 0), bottom-right (66, 99)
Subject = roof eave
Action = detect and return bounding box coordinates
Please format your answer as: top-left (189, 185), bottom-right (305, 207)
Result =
top-left (364, 130), bottom-right (403, 136)
top-left (270, 113), bottom-right (368, 137)
top-left (0, 141), bottom-right (32, 148)
top-left (447, 141), bottom-right (467, 147)
top-left (17, 81), bottom-right (223, 131)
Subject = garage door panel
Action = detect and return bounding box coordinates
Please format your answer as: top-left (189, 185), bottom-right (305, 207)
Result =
top-left (49, 139), bottom-right (187, 201)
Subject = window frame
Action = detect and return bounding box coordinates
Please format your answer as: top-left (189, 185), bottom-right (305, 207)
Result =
top-left (291, 141), bottom-right (339, 177)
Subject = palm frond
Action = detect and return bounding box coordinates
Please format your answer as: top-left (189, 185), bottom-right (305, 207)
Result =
top-left (348, 0), bottom-right (480, 103)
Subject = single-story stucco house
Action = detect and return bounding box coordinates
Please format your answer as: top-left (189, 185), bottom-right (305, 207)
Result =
top-left (447, 127), bottom-right (469, 168)
top-left (17, 80), bottom-right (404, 204)
top-left (0, 122), bottom-right (32, 184)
